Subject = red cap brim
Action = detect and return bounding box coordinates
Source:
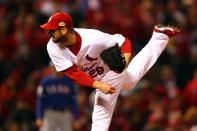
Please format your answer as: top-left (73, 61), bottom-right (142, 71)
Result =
top-left (40, 22), bottom-right (59, 30)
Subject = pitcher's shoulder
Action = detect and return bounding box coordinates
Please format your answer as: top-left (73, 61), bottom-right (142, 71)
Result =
top-left (74, 28), bottom-right (108, 39)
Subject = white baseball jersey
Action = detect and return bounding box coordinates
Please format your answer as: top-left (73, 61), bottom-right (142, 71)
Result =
top-left (47, 28), bottom-right (125, 81)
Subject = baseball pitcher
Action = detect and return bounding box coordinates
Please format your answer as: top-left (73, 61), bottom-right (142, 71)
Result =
top-left (40, 12), bottom-right (180, 131)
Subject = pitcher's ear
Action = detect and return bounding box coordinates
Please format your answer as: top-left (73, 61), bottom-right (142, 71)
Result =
top-left (60, 27), bottom-right (68, 35)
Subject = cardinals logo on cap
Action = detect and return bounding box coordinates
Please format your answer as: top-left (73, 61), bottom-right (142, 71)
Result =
top-left (58, 21), bottom-right (66, 27)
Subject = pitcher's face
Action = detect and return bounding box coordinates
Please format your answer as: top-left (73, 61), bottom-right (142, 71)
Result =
top-left (47, 28), bottom-right (75, 47)
top-left (47, 29), bottom-right (66, 43)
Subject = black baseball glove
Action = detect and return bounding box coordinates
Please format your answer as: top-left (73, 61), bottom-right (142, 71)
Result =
top-left (100, 44), bottom-right (126, 73)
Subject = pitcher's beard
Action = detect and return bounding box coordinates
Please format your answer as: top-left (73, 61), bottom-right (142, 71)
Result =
top-left (53, 35), bottom-right (75, 49)
top-left (53, 36), bottom-right (67, 43)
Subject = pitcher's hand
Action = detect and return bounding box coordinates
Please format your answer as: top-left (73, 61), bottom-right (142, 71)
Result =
top-left (93, 80), bottom-right (116, 94)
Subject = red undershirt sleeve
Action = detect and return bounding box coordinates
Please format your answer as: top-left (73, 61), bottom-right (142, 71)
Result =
top-left (62, 66), bottom-right (95, 87)
top-left (120, 37), bottom-right (132, 53)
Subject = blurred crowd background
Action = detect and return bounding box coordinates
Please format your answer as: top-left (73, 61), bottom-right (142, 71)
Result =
top-left (0, 0), bottom-right (197, 131)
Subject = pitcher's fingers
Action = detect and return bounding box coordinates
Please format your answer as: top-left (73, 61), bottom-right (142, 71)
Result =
top-left (111, 87), bottom-right (116, 92)
top-left (108, 91), bottom-right (114, 95)
top-left (111, 86), bottom-right (116, 90)
top-left (110, 89), bottom-right (115, 94)
top-left (111, 89), bottom-right (115, 93)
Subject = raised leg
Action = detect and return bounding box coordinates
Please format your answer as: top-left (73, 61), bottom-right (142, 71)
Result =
top-left (122, 25), bottom-right (180, 90)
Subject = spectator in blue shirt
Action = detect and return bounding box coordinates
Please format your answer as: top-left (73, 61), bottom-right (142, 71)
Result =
top-left (36, 62), bottom-right (79, 131)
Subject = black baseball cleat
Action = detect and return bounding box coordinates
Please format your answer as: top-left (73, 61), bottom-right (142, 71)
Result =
top-left (154, 24), bottom-right (181, 37)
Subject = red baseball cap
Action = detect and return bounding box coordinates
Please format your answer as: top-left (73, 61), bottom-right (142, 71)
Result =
top-left (40, 12), bottom-right (73, 30)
